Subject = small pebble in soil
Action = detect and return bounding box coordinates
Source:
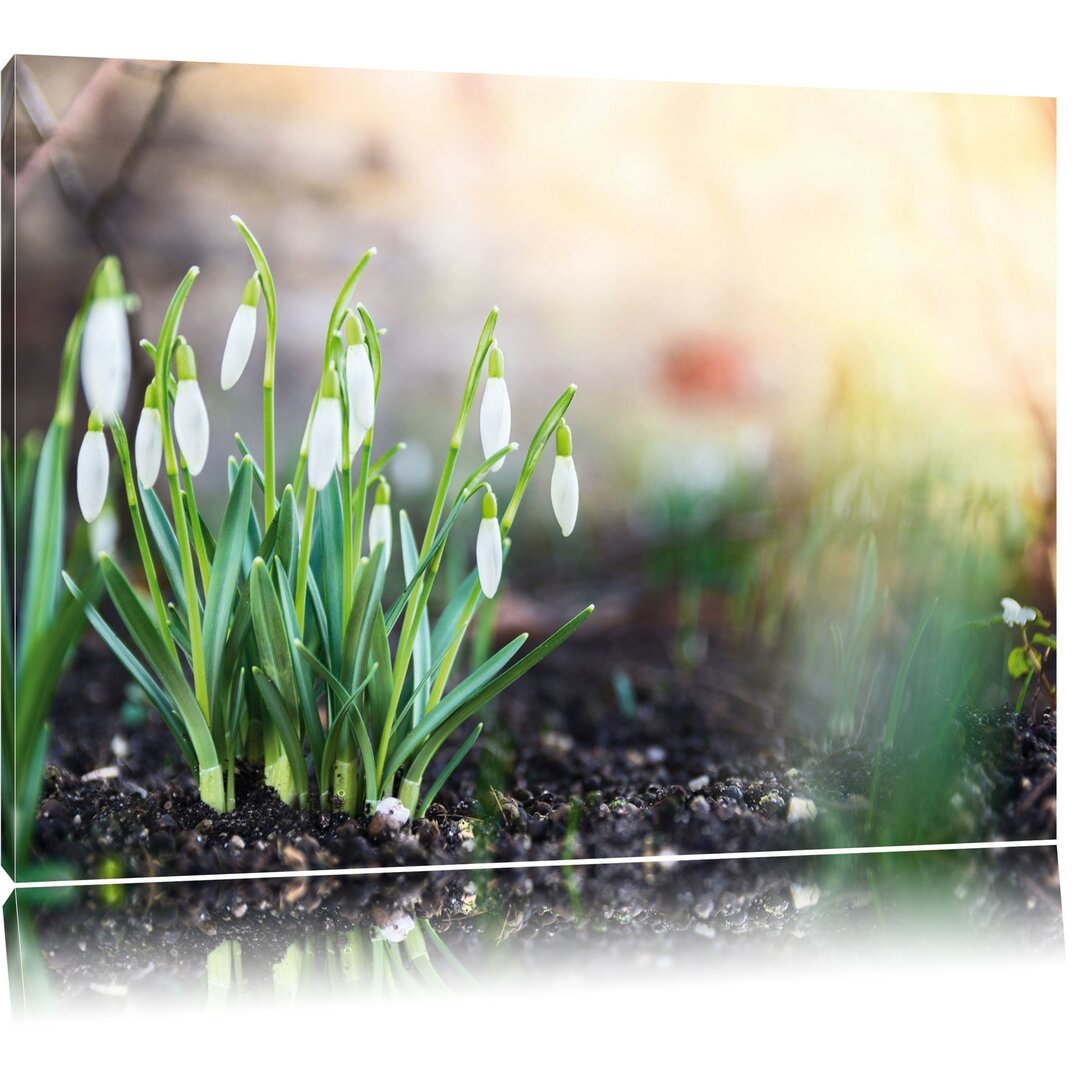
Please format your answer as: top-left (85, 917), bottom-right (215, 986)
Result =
top-left (688, 775), bottom-right (710, 793)
top-left (790, 883), bottom-right (822, 910)
top-left (787, 796), bottom-right (817, 823)
top-left (378, 912), bottom-right (415, 943)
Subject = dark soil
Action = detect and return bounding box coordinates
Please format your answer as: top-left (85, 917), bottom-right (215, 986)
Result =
top-left (10, 845), bottom-right (1062, 1006)
top-left (31, 595), bottom-right (1057, 879)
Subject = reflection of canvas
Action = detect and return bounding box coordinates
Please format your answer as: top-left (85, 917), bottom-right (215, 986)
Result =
top-left (2, 58), bottom-right (1055, 889)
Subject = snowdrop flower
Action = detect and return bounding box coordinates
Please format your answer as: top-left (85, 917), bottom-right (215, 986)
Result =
top-left (220, 275), bottom-right (260, 390)
top-left (476, 488), bottom-right (503, 599)
top-left (344, 311), bottom-right (375, 461)
top-left (90, 502), bottom-right (120, 556)
top-left (76, 411), bottom-right (109, 522)
top-left (550, 418), bottom-right (579, 537)
top-left (133, 383), bottom-right (163, 488)
top-left (479, 343), bottom-right (511, 471)
top-left (80, 264), bottom-right (131, 421)
top-left (368, 478), bottom-right (393, 570)
top-left (308, 368), bottom-right (343, 492)
top-left (173, 340), bottom-right (210, 475)
top-left (1001, 597), bottom-right (1037, 628)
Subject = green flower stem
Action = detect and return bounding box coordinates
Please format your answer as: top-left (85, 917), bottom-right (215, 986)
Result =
top-left (351, 433), bottom-right (373, 589)
top-left (294, 485), bottom-right (318, 634)
top-left (231, 216), bottom-right (279, 528)
top-left (291, 391), bottom-right (320, 494)
top-left (181, 461), bottom-right (212, 595)
top-left (109, 419), bottom-right (177, 662)
top-left (154, 268), bottom-right (211, 723)
top-left (341, 407), bottom-right (354, 633)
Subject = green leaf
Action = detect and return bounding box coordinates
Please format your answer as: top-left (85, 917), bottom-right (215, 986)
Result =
top-left (398, 605), bottom-right (594, 791)
top-left (141, 487), bottom-right (190, 621)
top-left (1008, 646), bottom-right (1032, 679)
top-left (317, 477), bottom-right (345, 665)
top-left (400, 510), bottom-right (432, 729)
top-left (18, 420), bottom-right (66, 663)
top-left (249, 558), bottom-right (299, 721)
top-left (342, 550), bottom-right (386, 692)
top-left (62, 572), bottom-right (197, 773)
top-left (416, 722), bottom-right (482, 818)
top-left (272, 557), bottom-right (324, 765)
top-left (97, 555), bottom-right (216, 771)
top-left (274, 485), bottom-right (299, 583)
top-left (1032, 633), bottom-right (1056, 651)
top-left (233, 434), bottom-right (267, 493)
top-left (883, 598), bottom-right (938, 751)
top-left (204, 458), bottom-right (254, 713)
top-left (385, 632), bottom-right (529, 781)
top-left (252, 668), bottom-right (309, 806)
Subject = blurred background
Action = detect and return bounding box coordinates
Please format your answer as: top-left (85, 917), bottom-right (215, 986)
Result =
top-left (4, 56), bottom-right (1056, 751)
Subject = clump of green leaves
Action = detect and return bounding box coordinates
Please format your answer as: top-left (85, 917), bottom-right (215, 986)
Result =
top-left (65, 220), bottom-right (591, 823)
top-left (2, 260), bottom-right (117, 879)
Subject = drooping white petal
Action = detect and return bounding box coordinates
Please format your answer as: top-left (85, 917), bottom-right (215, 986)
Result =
top-left (308, 397), bottom-right (342, 492)
top-left (368, 503), bottom-right (393, 568)
top-left (346, 342), bottom-right (375, 436)
top-left (76, 430), bottom-right (109, 522)
top-left (81, 298), bottom-right (131, 420)
top-left (479, 375), bottom-right (511, 471)
top-left (221, 303), bottom-right (258, 390)
top-left (476, 516), bottom-right (503, 598)
top-left (550, 454), bottom-right (579, 537)
top-left (90, 503), bottom-right (120, 556)
top-left (1001, 597), bottom-right (1036, 627)
top-left (134, 406), bottom-right (163, 488)
top-left (174, 380), bottom-right (210, 475)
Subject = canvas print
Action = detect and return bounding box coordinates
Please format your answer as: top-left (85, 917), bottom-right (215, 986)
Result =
top-left (1, 58), bottom-right (1056, 884)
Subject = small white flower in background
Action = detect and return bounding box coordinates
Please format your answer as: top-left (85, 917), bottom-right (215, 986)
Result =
top-left (90, 501), bottom-right (120, 556)
top-left (479, 343), bottom-right (511, 471)
top-left (550, 418), bottom-right (579, 537)
top-left (1001, 597), bottom-right (1037, 628)
top-left (378, 912), bottom-right (415, 944)
top-left (220, 274), bottom-right (260, 390)
top-left (308, 368), bottom-right (342, 492)
top-left (76, 411), bottom-right (109, 523)
top-left (372, 796), bottom-right (411, 829)
top-left (173, 340), bottom-right (210, 475)
top-left (476, 488), bottom-right (503, 599)
top-left (368, 478), bottom-right (393, 570)
top-left (81, 276), bottom-right (131, 422)
top-left (344, 311), bottom-right (375, 461)
top-left (134, 384), bottom-right (163, 488)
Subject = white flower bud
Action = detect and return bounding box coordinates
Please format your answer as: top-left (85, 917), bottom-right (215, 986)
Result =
top-left (134, 405), bottom-right (163, 488)
top-left (550, 424), bottom-right (579, 538)
top-left (368, 480), bottom-right (393, 570)
top-left (346, 342), bottom-right (375, 460)
top-left (308, 396), bottom-right (342, 492)
top-left (221, 301), bottom-right (258, 390)
top-left (174, 380), bottom-right (210, 475)
top-left (476, 491), bottom-right (503, 599)
top-left (81, 297), bottom-right (131, 421)
top-left (479, 346), bottom-right (511, 471)
top-left (76, 425), bottom-right (109, 522)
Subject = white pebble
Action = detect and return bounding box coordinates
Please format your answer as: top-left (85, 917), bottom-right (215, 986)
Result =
top-left (787, 796), bottom-right (817, 823)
